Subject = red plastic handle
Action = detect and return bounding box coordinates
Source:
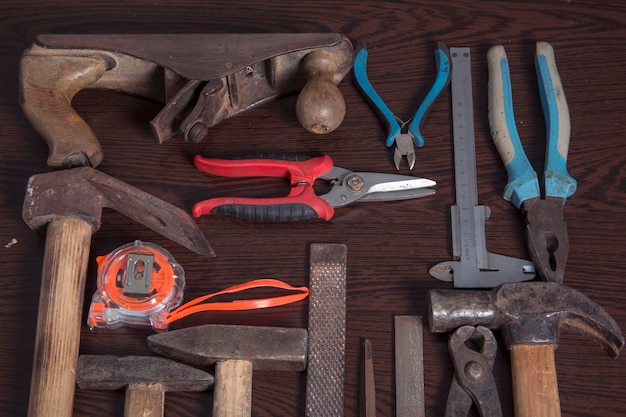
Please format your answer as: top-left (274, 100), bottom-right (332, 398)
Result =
top-left (193, 155), bottom-right (336, 221)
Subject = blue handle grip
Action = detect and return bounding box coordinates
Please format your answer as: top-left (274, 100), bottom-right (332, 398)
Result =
top-left (353, 45), bottom-right (400, 147)
top-left (487, 45), bottom-right (541, 209)
top-left (535, 42), bottom-right (577, 203)
top-left (408, 42), bottom-right (451, 148)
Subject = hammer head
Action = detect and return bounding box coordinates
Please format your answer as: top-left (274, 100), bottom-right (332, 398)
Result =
top-left (429, 282), bottom-right (624, 358)
top-left (148, 324), bottom-right (308, 371)
top-left (23, 167), bottom-right (214, 256)
top-left (76, 355), bottom-right (214, 392)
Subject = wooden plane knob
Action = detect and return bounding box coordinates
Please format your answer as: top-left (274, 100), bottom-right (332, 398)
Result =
top-left (296, 50), bottom-right (346, 134)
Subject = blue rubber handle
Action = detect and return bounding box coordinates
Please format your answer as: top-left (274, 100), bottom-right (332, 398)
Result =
top-left (487, 45), bottom-right (540, 209)
top-left (407, 42), bottom-right (451, 148)
top-left (353, 45), bottom-right (400, 147)
top-left (535, 42), bottom-right (577, 203)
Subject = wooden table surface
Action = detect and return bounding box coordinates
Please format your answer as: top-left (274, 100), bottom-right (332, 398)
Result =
top-left (2, 1), bottom-right (625, 416)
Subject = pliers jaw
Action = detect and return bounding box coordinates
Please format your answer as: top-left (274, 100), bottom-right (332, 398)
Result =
top-left (522, 198), bottom-right (569, 284)
top-left (446, 325), bottom-right (502, 417)
top-left (393, 133), bottom-right (417, 170)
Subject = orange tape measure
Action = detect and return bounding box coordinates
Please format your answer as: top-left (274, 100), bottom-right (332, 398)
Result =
top-left (88, 240), bottom-right (185, 330)
top-left (88, 241), bottom-right (310, 332)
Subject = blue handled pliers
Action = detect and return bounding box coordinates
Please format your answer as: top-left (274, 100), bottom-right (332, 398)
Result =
top-left (487, 42), bottom-right (577, 283)
top-left (354, 42), bottom-right (451, 170)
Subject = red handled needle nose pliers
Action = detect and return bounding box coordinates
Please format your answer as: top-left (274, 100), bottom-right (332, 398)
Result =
top-left (192, 154), bottom-right (436, 222)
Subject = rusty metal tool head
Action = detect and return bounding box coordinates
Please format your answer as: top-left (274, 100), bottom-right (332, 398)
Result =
top-left (23, 167), bottom-right (214, 256)
top-left (23, 167), bottom-right (214, 417)
top-left (20, 33), bottom-right (354, 168)
top-left (77, 355), bottom-right (214, 417)
top-left (429, 282), bottom-right (624, 417)
top-left (148, 324), bottom-right (307, 417)
top-left (445, 325), bottom-right (501, 417)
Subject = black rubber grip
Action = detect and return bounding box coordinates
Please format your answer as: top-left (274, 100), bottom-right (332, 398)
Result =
top-left (211, 203), bottom-right (320, 222)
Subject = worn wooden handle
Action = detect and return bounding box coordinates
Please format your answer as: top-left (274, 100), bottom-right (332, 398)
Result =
top-left (295, 50), bottom-right (346, 134)
top-left (20, 54), bottom-right (107, 168)
top-left (213, 360), bottom-right (254, 417)
top-left (125, 383), bottom-right (166, 417)
top-left (28, 217), bottom-right (93, 417)
top-left (510, 344), bottom-right (561, 417)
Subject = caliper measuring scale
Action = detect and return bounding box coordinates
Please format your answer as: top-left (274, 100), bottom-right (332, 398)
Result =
top-left (429, 47), bottom-right (535, 288)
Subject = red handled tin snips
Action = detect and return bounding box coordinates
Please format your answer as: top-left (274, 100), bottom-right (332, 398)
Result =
top-left (192, 154), bottom-right (436, 222)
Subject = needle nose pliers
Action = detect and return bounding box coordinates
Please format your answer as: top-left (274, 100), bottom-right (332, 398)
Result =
top-left (354, 42), bottom-right (451, 170)
top-left (192, 154), bottom-right (436, 222)
top-left (488, 41), bottom-right (577, 283)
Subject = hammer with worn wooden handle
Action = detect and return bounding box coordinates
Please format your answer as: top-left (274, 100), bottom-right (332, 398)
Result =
top-left (22, 167), bottom-right (214, 417)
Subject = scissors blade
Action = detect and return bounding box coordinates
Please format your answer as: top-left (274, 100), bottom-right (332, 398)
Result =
top-left (360, 173), bottom-right (436, 202)
top-left (320, 171), bottom-right (435, 208)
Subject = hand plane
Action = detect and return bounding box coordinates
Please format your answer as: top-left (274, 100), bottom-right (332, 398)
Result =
top-left (19, 33), bottom-right (354, 168)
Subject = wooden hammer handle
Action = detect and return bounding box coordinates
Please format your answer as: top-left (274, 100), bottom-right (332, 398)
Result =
top-left (20, 54), bottom-right (107, 168)
top-left (213, 360), bottom-right (254, 417)
top-left (510, 344), bottom-right (561, 417)
top-left (28, 217), bottom-right (93, 417)
top-left (125, 383), bottom-right (166, 417)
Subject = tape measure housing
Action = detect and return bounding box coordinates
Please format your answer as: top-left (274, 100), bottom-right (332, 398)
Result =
top-left (87, 240), bottom-right (185, 330)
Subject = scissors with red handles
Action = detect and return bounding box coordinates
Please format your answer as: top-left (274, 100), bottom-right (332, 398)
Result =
top-left (192, 154), bottom-right (436, 222)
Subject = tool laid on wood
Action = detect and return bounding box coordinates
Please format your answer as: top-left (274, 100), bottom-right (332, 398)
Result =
top-left (192, 154), bottom-right (436, 221)
top-left (353, 42), bottom-right (451, 170)
top-left (20, 33), bottom-right (354, 168)
top-left (359, 316), bottom-right (425, 417)
top-left (88, 239), bottom-right (308, 330)
top-left (76, 355), bottom-right (214, 417)
top-left (394, 315), bottom-right (425, 417)
top-left (87, 240), bottom-right (186, 330)
top-left (429, 47), bottom-right (535, 288)
top-left (22, 167), bottom-right (214, 417)
top-left (305, 243), bottom-right (347, 417)
top-left (148, 324), bottom-right (307, 417)
top-left (488, 42), bottom-right (576, 283)
top-left (429, 282), bottom-right (625, 417)
top-left (445, 325), bottom-right (501, 417)
top-left (361, 339), bottom-right (376, 417)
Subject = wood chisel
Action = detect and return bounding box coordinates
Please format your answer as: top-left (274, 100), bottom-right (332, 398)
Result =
top-left (429, 47), bottom-right (535, 288)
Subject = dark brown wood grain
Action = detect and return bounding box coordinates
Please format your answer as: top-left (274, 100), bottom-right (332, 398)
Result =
top-left (1, 1), bottom-right (625, 416)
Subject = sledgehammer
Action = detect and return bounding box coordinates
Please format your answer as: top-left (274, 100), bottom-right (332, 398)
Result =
top-left (22, 167), bottom-right (214, 417)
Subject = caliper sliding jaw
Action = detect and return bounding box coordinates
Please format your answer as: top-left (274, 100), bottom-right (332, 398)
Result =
top-left (429, 47), bottom-right (535, 288)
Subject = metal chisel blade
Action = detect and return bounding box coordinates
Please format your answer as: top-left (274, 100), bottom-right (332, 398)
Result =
top-left (429, 47), bottom-right (534, 288)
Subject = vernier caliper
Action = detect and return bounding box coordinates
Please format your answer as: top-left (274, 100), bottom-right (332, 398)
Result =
top-left (429, 47), bottom-right (535, 288)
